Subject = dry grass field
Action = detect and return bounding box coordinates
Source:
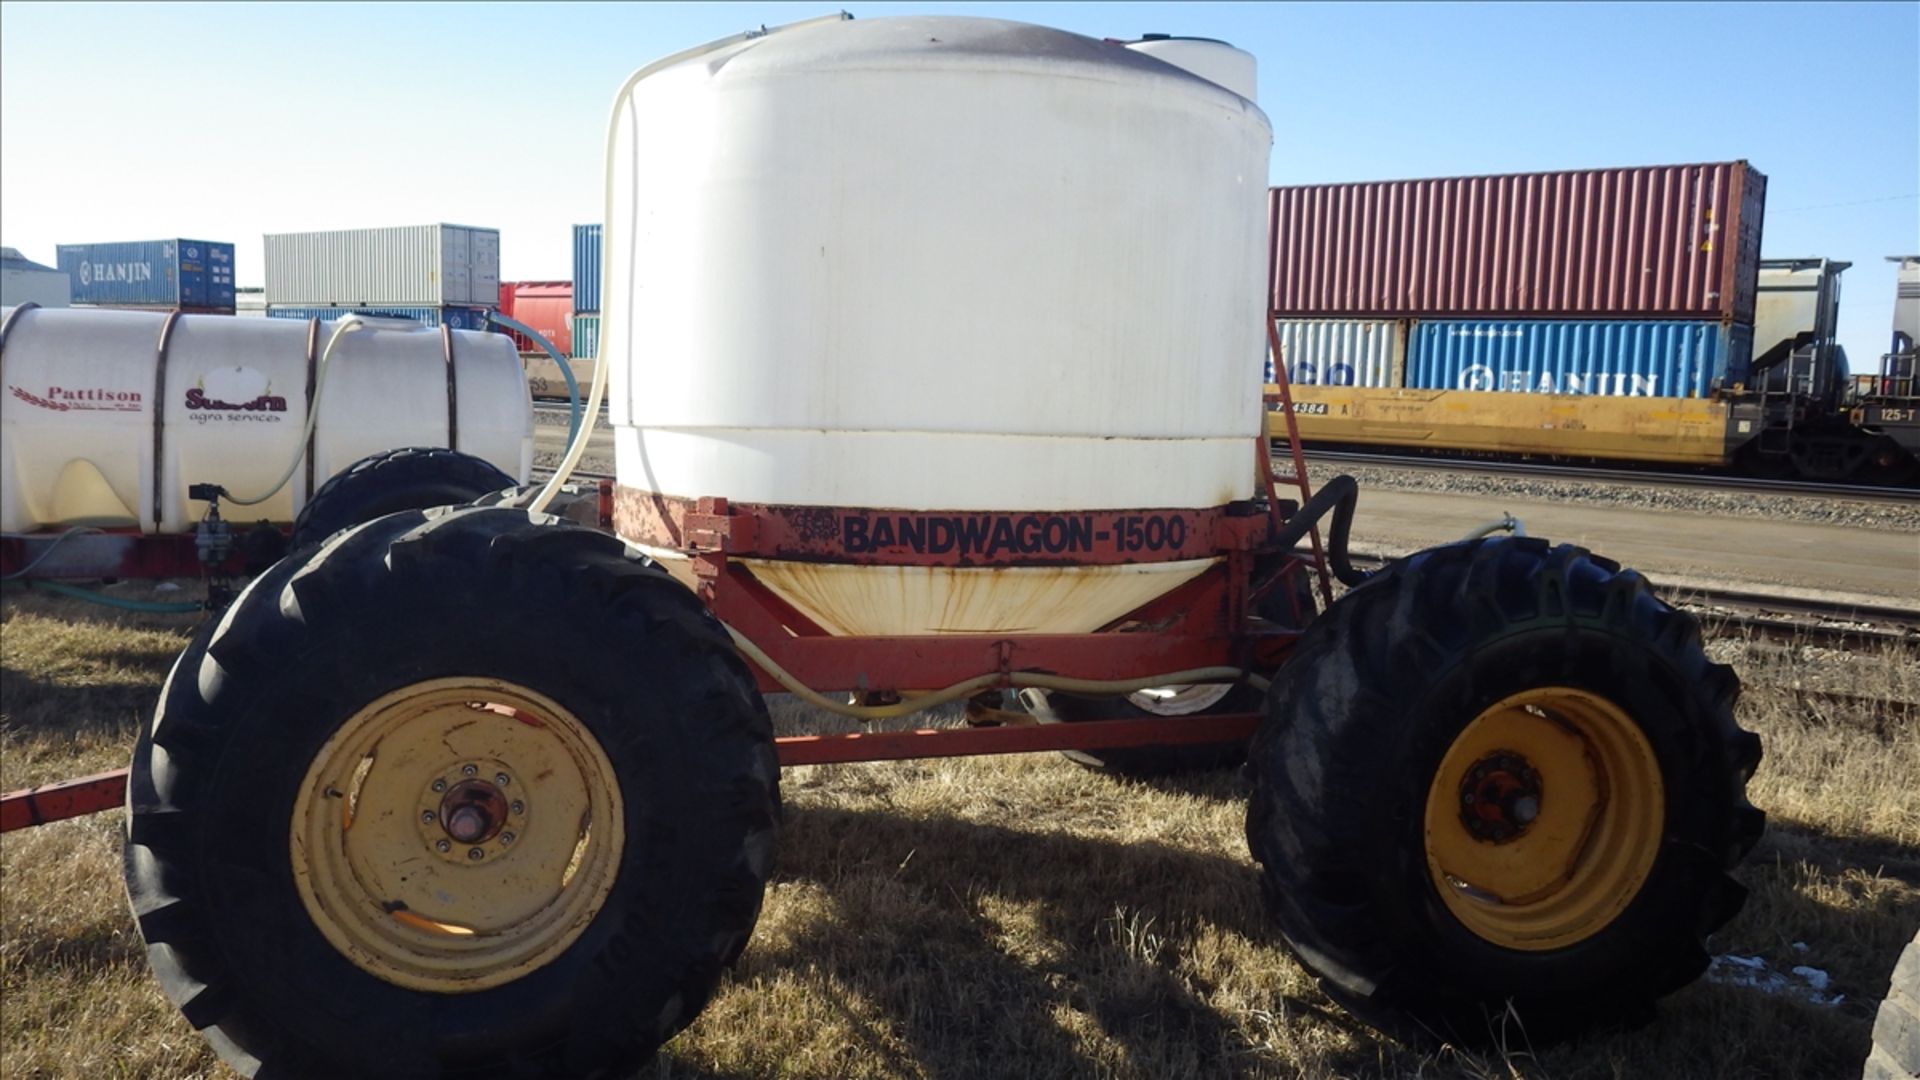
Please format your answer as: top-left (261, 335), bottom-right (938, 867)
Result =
top-left (2, 581), bottom-right (1916, 1079)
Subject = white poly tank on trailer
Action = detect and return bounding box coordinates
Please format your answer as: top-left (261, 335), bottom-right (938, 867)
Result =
top-left (0, 305), bottom-right (533, 534)
top-left (605, 16), bottom-right (1271, 635)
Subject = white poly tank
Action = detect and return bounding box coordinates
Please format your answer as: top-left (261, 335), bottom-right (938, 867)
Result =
top-left (0, 305), bottom-right (533, 534)
top-left (606, 17), bottom-right (1271, 635)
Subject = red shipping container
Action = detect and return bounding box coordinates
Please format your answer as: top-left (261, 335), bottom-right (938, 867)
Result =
top-left (1269, 161), bottom-right (1765, 323)
top-left (496, 281), bottom-right (573, 355)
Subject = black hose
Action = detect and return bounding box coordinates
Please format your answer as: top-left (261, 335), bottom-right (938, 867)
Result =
top-left (1271, 474), bottom-right (1370, 587)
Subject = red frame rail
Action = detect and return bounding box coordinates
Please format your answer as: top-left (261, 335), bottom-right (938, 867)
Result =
top-left (2, 710), bottom-right (1263, 833)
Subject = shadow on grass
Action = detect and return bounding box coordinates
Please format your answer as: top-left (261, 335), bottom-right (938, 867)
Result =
top-left (705, 803), bottom-right (1379, 1080)
top-left (0, 668), bottom-right (169, 742)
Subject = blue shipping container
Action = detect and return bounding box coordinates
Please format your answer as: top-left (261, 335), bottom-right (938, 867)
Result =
top-left (58, 239), bottom-right (235, 308)
top-left (1406, 320), bottom-right (1753, 399)
top-left (265, 305), bottom-right (493, 332)
top-left (573, 224), bottom-right (602, 313)
top-left (571, 313), bottom-right (600, 360)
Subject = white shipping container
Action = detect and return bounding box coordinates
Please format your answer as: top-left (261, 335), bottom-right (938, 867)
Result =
top-left (1268, 319), bottom-right (1405, 387)
top-left (264, 224), bottom-right (501, 307)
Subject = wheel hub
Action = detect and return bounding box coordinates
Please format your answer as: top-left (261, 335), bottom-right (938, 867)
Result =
top-left (1458, 751), bottom-right (1543, 843)
top-left (291, 679), bottom-right (624, 992)
top-left (1421, 687), bottom-right (1664, 951)
top-left (417, 762), bottom-right (528, 863)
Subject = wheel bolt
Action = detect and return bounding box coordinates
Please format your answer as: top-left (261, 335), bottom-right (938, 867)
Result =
top-left (462, 764), bottom-right (478, 777)
top-left (495, 773), bottom-right (510, 787)
top-left (468, 848), bottom-right (485, 861)
top-left (421, 810), bottom-right (436, 824)
top-left (431, 778), bottom-right (447, 793)
top-left (500, 832), bottom-right (516, 845)
top-left (435, 839), bottom-right (451, 853)
top-left (510, 801), bottom-right (524, 815)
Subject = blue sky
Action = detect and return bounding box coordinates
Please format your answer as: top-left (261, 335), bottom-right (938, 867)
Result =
top-left (2, 1), bottom-right (1914, 361)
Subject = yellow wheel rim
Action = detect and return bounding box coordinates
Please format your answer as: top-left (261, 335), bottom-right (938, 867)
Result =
top-left (1422, 687), bottom-right (1663, 951)
top-left (291, 678), bottom-right (624, 992)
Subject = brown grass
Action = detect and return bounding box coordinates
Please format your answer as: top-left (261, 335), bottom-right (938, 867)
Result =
top-left (2, 584), bottom-right (1915, 1079)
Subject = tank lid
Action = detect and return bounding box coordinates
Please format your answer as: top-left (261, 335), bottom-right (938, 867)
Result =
top-left (1133, 33), bottom-right (1235, 45)
top-left (714, 16), bottom-right (1253, 107)
top-left (1123, 34), bottom-right (1258, 102)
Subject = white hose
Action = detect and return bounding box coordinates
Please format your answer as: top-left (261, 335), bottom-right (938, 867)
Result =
top-left (223, 315), bottom-right (428, 507)
top-left (725, 623), bottom-right (1270, 722)
top-left (528, 12), bottom-right (854, 515)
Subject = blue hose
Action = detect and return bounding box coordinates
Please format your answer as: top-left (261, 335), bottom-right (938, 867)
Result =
top-left (487, 310), bottom-right (582, 447)
top-left (24, 579), bottom-right (203, 613)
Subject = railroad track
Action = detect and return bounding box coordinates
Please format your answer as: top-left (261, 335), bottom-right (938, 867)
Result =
top-left (1302, 448), bottom-right (1917, 503)
top-left (1345, 552), bottom-right (1916, 647)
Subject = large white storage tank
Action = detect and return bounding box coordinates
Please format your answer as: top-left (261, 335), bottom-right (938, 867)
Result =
top-left (0, 305), bottom-right (534, 534)
top-left (606, 16), bottom-right (1271, 636)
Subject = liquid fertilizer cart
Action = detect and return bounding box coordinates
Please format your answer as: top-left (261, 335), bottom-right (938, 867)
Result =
top-left (2, 17), bottom-right (1763, 1078)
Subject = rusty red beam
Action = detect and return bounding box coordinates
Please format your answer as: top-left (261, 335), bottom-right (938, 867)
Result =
top-left (3, 713), bottom-right (1263, 832)
top-left (1, 770), bottom-right (127, 832)
top-left (774, 711), bottom-right (1259, 766)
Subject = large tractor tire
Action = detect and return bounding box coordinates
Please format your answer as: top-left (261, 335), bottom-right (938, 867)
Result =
top-left (123, 506), bottom-right (780, 1078)
top-left (1245, 536), bottom-right (1764, 1043)
top-left (1867, 930), bottom-right (1920, 1079)
top-left (289, 446), bottom-right (515, 549)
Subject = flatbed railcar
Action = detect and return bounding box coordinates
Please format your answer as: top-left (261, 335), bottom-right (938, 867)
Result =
top-left (1266, 257), bottom-right (1920, 485)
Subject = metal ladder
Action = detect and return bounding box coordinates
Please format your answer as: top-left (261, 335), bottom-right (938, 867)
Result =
top-left (1261, 318), bottom-right (1335, 607)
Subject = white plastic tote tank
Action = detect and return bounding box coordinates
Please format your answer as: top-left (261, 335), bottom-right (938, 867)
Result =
top-left (606, 17), bottom-right (1270, 635)
top-left (0, 305), bottom-right (534, 534)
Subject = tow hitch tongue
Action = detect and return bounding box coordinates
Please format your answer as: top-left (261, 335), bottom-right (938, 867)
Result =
top-left (1459, 751), bottom-right (1544, 843)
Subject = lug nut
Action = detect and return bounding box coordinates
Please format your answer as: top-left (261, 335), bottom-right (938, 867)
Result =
top-left (431, 778), bottom-right (447, 793)
top-left (495, 773), bottom-right (510, 787)
top-left (435, 839), bottom-right (451, 853)
top-left (421, 810), bottom-right (436, 824)
top-left (468, 848), bottom-right (485, 861)
top-left (510, 801), bottom-right (525, 815)
top-left (462, 764), bottom-right (479, 777)
top-left (500, 831), bottom-right (516, 845)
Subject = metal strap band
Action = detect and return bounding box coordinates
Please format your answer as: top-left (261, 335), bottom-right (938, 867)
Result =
top-left (303, 319), bottom-right (321, 499)
top-left (441, 324), bottom-right (459, 451)
top-left (0, 301), bottom-right (41, 369)
top-left (151, 311), bottom-right (185, 525)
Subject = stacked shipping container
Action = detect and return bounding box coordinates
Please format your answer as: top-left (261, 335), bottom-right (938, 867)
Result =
top-left (572, 224), bottom-right (601, 360)
top-left (1268, 161), bottom-right (1767, 399)
top-left (496, 282), bottom-right (573, 355)
top-left (263, 224), bottom-right (500, 329)
top-left (57, 239), bottom-right (236, 312)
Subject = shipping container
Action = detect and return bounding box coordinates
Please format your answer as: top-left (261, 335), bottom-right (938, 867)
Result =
top-left (571, 313), bottom-right (600, 360)
top-left (496, 281), bottom-right (573, 355)
top-left (57, 239), bottom-right (236, 309)
top-left (1268, 319), bottom-right (1404, 387)
top-left (264, 225), bottom-right (501, 307)
top-left (265, 305), bottom-right (494, 332)
top-left (1270, 162), bottom-right (1766, 323)
top-left (236, 287), bottom-right (267, 319)
top-left (572, 224), bottom-right (602, 313)
top-left (1406, 319), bottom-right (1753, 399)
top-left (2, 248), bottom-right (72, 308)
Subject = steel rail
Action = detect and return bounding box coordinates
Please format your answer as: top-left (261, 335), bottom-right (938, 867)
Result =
top-left (1301, 448), bottom-right (1917, 503)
